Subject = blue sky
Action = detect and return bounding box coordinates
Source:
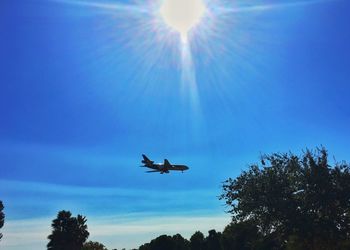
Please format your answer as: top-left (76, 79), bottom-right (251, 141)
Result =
top-left (1, 0), bottom-right (350, 249)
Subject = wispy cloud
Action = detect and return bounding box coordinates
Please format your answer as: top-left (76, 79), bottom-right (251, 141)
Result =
top-left (2, 213), bottom-right (229, 250)
top-left (1, 179), bottom-right (229, 249)
top-left (89, 215), bottom-right (230, 249)
top-left (2, 218), bottom-right (50, 249)
top-left (51, 0), bottom-right (150, 13)
top-left (1, 179), bottom-right (217, 197)
top-left (216, 0), bottom-right (334, 14)
top-left (1, 179), bottom-right (129, 197)
top-left (0, 140), bottom-right (226, 190)
top-left (1, 179), bottom-right (225, 222)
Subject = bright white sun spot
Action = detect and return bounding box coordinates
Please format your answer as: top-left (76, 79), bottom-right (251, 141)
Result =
top-left (160, 0), bottom-right (206, 42)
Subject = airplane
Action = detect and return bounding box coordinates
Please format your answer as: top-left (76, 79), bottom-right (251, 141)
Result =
top-left (141, 154), bottom-right (189, 174)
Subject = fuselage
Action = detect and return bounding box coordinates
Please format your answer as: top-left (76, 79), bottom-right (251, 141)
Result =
top-left (147, 163), bottom-right (189, 172)
top-left (141, 155), bottom-right (189, 174)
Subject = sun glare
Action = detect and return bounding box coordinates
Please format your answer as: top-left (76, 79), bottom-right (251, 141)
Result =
top-left (160, 0), bottom-right (206, 43)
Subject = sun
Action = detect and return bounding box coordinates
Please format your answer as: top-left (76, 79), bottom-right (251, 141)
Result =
top-left (160, 0), bottom-right (207, 43)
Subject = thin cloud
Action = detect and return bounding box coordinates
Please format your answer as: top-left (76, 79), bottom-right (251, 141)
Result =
top-left (3, 214), bottom-right (229, 250)
top-left (217, 0), bottom-right (334, 14)
top-left (51, 0), bottom-right (149, 13)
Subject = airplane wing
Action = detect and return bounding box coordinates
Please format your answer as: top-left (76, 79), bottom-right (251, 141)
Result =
top-left (146, 170), bottom-right (160, 173)
top-left (164, 159), bottom-right (172, 168)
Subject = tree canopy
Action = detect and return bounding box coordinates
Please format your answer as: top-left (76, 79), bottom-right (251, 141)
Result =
top-left (205, 230), bottom-right (222, 250)
top-left (220, 148), bottom-right (350, 249)
top-left (82, 241), bottom-right (108, 250)
top-left (189, 231), bottom-right (205, 250)
top-left (139, 234), bottom-right (190, 250)
top-left (0, 201), bottom-right (4, 241)
top-left (138, 230), bottom-right (227, 250)
top-left (221, 221), bottom-right (259, 250)
top-left (47, 210), bottom-right (89, 250)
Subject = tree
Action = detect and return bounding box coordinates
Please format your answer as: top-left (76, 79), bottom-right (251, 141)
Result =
top-left (138, 234), bottom-right (189, 250)
top-left (190, 231), bottom-right (205, 250)
top-left (220, 148), bottom-right (350, 249)
top-left (47, 210), bottom-right (89, 250)
top-left (204, 230), bottom-right (222, 250)
top-left (82, 241), bottom-right (108, 250)
top-left (0, 201), bottom-right (4, 241)
top-left (221, 221), bottom-right (259, 250)
top-left (172, 234), bottom-right (190, 250)
top-left (148, 235), bottom-right (175, 250)
top-left (139, 242), bottom-right (150, 250)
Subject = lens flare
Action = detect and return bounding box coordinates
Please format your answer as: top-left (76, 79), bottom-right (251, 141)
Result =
top-left (160, 0), bottom-right (206, 43)
top-left (52, 0), bottom-right (328, 109)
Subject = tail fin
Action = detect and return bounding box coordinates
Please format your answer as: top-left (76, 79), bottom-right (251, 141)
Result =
top-left (142, 154), bottom-right (154, 165)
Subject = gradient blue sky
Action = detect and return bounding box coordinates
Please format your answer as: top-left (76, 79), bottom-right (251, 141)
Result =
top-left (1, 0), bottom-right (350, 249)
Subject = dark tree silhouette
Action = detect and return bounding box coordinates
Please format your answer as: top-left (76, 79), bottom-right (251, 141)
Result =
top-left (139, 234), bottom-right (190, 250)
top-left (172, 234), bottom-right (190, 250)
top-left (82, 241), bottom-right (108, 250)
top-left (190, 231), bottom-right (205, 250)
top-left (47, 210), bottom-right (89, 250)
top-left (220, 148), bottom-right (350, 249)
top-left (139, 242), bottom-right (151, 250)
top-left (221, 221), bottom-right (259, 250)
top-left (204, 230), bottom-right (222, 250)
top-left (148, 235), bottom-right (174, 250)
top-left (0, 201), bottom-right (4, 241)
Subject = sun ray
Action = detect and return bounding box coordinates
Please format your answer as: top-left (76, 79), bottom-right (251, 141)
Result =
top-left (216, 0), bottom-right (332, 14)
top-left (51, 0), bottom-right (149, 13)
top-left (48, 0), bottom-right (334, 123)
top-left (181, 42), bottom-right (200, 109)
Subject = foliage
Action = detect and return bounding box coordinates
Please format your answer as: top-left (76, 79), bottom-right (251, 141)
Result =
top-left (138, 230), bottom-right (226, 250)
top-left (173, 233), bottom-right (190, 250)
top-left (220, 147), bottom-right (350, 249)
top-left (0, 201), bottom-right (4, 241)
top-left (47, 210), bottom-right (89, 250)
top-left (204, 230), bottom-right (222, 250)
top-left (82, 241), bottom-right (108, 250)
top-left (221, 221), bottom-right (258, 250)
top-left (139, 234), bottom-right (190, 250)
top-left (190, 231), bottom-right (205, 250)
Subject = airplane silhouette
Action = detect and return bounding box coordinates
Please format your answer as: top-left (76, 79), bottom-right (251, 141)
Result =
top-left (141, 154), bottom-right (189, 174)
